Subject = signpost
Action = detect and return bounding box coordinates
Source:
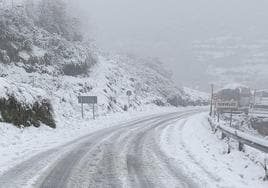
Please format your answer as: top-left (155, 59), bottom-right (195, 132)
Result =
top-left (216, 101), bottom-right (238, 110)
top-left (210, 84), bottom-right (214, 117)
top-left (126, 90), bottom-right (132, 107)
top-left (78, 96), bottom-right (98, 119)
top-left (216, 100), bottom-right (238, 127)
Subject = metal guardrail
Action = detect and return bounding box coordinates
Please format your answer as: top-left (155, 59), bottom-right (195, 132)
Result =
top-left (209, 118), bottom-right (268, 153)
top-left (218, 126), bottom-right (268, 153)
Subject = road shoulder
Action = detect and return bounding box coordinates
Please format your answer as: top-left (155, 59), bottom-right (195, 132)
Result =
top-left (160, 112), bottom-right (268, 188)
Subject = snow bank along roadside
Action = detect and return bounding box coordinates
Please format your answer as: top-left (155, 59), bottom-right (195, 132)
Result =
top-left (0, 105), bottom-right (193, 175)
top-left (160, 113), bottom-right (268, 188)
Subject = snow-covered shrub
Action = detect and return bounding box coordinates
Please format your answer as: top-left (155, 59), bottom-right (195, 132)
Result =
top-left (62, 51), bottom-right (97, 76)
top-left (0, 4), bottom-right (96, 75)
top-left (0, 49), bottom-right (10, 63)
top-left (167, 95), bottom-right (185, 107)
top-left (36, 0), bottom-right (82, 42)
top-left (0, 6), bottom-right (34, 62)
top-left (0, 96), bottom-right (55, 128)
top-left (153, 99), bottom-right (166, 106)
top-left (251, 119), bottom-right (268, 136)
top-left (62, 63), bottom-right (90, 76)
top-left (0, 78), bottom-right (56, 128)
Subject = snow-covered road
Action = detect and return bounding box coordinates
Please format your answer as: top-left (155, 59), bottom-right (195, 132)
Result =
top-left (0, 109), bottom-right (204, 188)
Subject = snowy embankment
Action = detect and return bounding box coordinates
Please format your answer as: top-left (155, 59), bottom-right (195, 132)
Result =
top-left (161, 113), bottom-right (268, 188)
top-left (0, 105), bottom-right (192, 175)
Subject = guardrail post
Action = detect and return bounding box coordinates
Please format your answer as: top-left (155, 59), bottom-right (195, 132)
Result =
top-left (81, 102), bottom-right (84, 119)
top-left (257, 159), bottom-right (268, 181)
top-left (264, 159), bottom-right (268, 181)
top-left (230, 110), bottom-right (233, 127)
top-left (93, 103), bottom-right (95, 120)
top-left (221, 132), bottom-right (226, 140)
top-left (213, 126), bottom-right (217, 134)
top-left (227, 140), bottom-right (231, 154)
top-left (238, 142), bottom-right (245, 152)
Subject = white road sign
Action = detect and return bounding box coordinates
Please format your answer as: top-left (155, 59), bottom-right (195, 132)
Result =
top-left (216, 101), bottom-right (238, 109)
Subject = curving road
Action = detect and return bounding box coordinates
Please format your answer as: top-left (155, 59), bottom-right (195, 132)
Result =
top-left (0, 109), bottom-right (203, 188)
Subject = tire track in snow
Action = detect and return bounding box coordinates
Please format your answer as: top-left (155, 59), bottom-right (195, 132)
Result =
top-left (0, 114), bottom-right (168, 188)
top-left (160, 117), bottom-right (224, 188)
top-left (0, 110), bottom-right (203, 188)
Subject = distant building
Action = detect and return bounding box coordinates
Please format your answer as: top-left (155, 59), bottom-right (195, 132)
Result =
top-left (254, 90), bottom-right (268, 105)
top-left (250, 90), bottom-right (268, 118)
top-left (215, 84), bottom-right (252, 110)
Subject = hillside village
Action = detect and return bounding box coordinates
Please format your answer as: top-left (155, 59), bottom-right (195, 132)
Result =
top-left (212, 84), bottom-right (268, 136)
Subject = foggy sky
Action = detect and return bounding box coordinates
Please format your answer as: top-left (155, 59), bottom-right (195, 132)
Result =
top-left (68, 0), bottom-right (268, 90)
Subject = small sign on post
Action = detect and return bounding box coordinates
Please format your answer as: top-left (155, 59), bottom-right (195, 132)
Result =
top-left (216, 101), bottom-right (238, 110)
top-left (126, 90), bottom-right (132, 107)
top-left (78, 96), bottom-right (98, 119)
top-left (216, 100), bottom-right (238, 127)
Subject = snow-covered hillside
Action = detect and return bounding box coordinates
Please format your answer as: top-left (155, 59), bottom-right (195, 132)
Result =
top-left (0, 3), bottom-right (208, 128)
top-left (0, 51), bottom-right (208, 127)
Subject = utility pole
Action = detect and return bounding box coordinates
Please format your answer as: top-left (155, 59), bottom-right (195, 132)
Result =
top-left (253, 89), bottom-right (256, 106)
top-left (230, 109), bottom-right (233, 127)
top-left (127, 90), bottom-right (132, 107)
top-left (210, 84), bottom-right (214, 117)
top-left (81, 103), bottom-right (84, 119)
top-left (92, 103), bottom-right (95, 120)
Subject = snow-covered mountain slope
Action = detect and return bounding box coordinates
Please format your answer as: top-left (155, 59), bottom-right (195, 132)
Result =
top-left (0, 4), bottom-right (208, 128)
top-left (0, 5), bottom-right (96, 76)
top-left (182, 87), bottom-right (209, 103)
top-left (0, 52), bottom-right (208, 126)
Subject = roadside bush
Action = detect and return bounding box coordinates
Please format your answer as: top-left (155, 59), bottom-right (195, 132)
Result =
top-left (251, 119), bottom-right (268, 136)
top-left (153, 99), bottom-right (165, 106)
top-left (0, 49), bottom-right (10, 63)
top-left (167, 95), bottom-right (185, 107)
top-left (123, 105), bottom-right (128, 111)
top-left (62, 63), bottom-right (90, 76)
